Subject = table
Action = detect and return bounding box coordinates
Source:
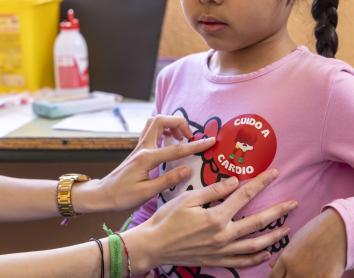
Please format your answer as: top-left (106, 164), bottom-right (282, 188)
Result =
top-left (0, 115), bottom-right (139, 162)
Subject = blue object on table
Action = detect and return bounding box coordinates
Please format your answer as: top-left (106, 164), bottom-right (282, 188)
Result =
top-left (32, 92), bottom-right (117, 119)
top-left (113, 107), bottom-right (129, 132)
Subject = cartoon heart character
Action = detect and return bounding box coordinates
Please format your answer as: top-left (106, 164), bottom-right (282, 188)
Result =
top-left (229, 125), bottom-right (258, 163)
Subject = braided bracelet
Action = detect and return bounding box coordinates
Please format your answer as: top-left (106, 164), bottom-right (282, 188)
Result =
top-left (89, 238), bottom-right (104, 278)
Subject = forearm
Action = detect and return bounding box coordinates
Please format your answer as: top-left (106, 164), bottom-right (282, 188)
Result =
top-left (0, 175), bottom-right (60, 222)
top-left (0, 175), bottom-right (104, 222)
top-left (0, 229), bottom-right (148, 278)
top-left (0, 238), bottom-right (110, 278)
top-left (325, 197), bottom-right (354, 270)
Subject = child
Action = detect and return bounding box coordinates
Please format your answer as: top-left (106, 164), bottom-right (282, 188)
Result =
top-left (127, 0), bottom-right (354, 277)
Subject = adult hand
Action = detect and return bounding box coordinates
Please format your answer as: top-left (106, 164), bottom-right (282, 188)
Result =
top-left (121, 169), bottom-right (298, 275)
top-left (74, 115), bottom-right (216, 213)
top-left (270, 208), bottom-right (346, 278)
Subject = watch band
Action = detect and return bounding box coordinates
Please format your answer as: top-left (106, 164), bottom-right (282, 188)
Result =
top-left (57, 173), bottom-right (91, 218)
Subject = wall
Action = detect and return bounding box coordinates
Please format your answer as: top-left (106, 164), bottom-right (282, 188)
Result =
top-left (159, 0), bottom-right (354, 65)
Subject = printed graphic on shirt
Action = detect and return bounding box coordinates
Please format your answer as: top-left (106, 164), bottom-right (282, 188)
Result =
top-left (211, 114), bottom-right (277, 181)
top-left (158, 108), bottom-right (277, 202)
top-left (154, 265), bottom-right (240, 278)
top-left (156, 108), bottom-right (285, 278)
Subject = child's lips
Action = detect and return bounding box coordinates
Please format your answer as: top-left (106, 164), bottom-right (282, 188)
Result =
top-left (198, 15), bottom-right (228, 33)
top-left (198, 21), bottom-right (228, 33)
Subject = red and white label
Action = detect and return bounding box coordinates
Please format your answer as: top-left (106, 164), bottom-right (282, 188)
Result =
top-left (56, 55), bottom-right (89, 89)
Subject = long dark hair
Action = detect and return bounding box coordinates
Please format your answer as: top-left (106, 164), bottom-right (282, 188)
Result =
top-left (311, 0), bottom-right (339, 58)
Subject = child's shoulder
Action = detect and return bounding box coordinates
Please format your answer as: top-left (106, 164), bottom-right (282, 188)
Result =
top-left (298, 46), bottom-right (354, 77)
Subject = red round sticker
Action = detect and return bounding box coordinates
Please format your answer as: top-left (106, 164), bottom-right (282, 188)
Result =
top-left (211, 114), bottom-right (277, 181)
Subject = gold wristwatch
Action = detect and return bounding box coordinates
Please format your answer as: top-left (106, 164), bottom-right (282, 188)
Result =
top-left (57, 173), bottom-right (91, 217)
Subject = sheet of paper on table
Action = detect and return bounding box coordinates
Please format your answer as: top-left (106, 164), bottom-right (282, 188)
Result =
top-left (52, 102), bottom-right (155, 134)
top-left (0, 105), bottom-right (37, 137)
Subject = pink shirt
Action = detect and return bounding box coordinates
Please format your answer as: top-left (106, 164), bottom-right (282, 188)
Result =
top-left (129, 46), bottom-right (354, 277)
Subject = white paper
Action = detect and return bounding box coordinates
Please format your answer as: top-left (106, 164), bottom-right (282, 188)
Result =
top-left (0, 105), bottom-right (36, 137)
top-left (53, 110), bottom-right (126, 133)
top-left (53, 102), bottom-right (155, 134)
top-left (118, 102), bottom-right (155, 133)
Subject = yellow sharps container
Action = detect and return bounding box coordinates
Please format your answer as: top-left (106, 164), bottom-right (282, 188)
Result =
top-left (0, 0), bottom-right (61, 93)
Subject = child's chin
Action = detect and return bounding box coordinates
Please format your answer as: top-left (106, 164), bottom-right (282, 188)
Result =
top-left (203, 39), bottom-right (245, 52)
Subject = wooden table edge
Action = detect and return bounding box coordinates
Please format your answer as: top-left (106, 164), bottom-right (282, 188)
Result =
top-left (0, 137), bottom-right (139, 150)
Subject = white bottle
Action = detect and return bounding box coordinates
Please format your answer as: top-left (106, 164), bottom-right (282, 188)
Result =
top-left (54, 9), bottom-right (89, 96)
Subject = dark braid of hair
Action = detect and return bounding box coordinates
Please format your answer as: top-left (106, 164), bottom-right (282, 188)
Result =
top-left (311, 0), bottom-right (339, 58)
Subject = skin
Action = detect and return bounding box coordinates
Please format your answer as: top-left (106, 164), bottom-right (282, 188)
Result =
top-left (180, 0), bottom-right (296, 75)
top-left (0, 116), bottom-right (298, 277)
top-left (180, 0), bottom-right (348, 277)
top-left (270, 209), bottom-right (347, 278)
top-left (0, 116), bottom-right (210, 222)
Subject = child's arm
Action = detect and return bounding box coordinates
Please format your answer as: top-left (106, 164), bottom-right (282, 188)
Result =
top-left (322, 68), bottom-right (354, 270)
top-left (323, 199), bottom-right (354, 270)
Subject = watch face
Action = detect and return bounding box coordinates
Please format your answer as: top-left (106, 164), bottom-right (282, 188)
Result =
top-left (60, 174), bottom-right (90, 181)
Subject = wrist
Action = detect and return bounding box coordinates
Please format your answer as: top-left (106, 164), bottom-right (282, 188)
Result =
top-left (121, 224), bottom-right (158, 275)
top-left (72, 179), bottom-right (106, 214)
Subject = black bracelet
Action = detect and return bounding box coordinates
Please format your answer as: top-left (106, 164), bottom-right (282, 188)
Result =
top-left (90, 238), bottom-right (105, 278)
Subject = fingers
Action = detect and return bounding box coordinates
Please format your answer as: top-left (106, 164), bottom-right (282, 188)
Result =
top-left (139, 166), bottom-right (192, 197)
top-left (170, 127), bottom-right (185, 141)
top-left (200, 251), bottom-right (271, 269)
top-left (184, 177), bottom-right (239, 207)
top-left (226, 201), bottom-right (298, 241)
top-left (213, 227), bottom-right (290, 256)
top-left (145, 137), bottom-right (216, 169)
top-left (213, 169), bottom-right (279, 219)
top-left (140, 116), bottom-right (193, 147)
top-left (139, 117), bottom-right (154, 141)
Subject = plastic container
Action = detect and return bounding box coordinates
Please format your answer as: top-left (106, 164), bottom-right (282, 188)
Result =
top-left (0, 0), bottom-right (61, 93)
top-left (54, 9), bottom-right (89, 95)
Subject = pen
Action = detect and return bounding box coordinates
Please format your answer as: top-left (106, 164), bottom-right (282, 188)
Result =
top-left (113, 107), bottom-right (129, 132)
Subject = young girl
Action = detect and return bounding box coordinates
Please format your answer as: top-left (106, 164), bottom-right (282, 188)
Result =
top-left (127, 0), bottom-right (354, 277)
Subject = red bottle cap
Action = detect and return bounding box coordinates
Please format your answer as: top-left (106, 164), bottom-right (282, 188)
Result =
top-left (60, 9), bottom-right (80, 31)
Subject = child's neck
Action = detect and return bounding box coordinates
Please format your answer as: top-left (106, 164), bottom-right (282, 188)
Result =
top-left (209, 27), bottom-right (297, 76)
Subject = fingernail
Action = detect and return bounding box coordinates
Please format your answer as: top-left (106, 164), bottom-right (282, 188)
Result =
top-left (288, 201), bottom-right (298, 209)
top-left (282, 227), bottom-right (291, 235)
top-left (203, 137), bottom-right (216, 143)
top-left (225, 177), bottom-right (238, 186)
top-left (180, 167), bottom-right (192, 177)
top-left (188, 130), bottom-right (194, 139)
top-left (270, 169), bottom-right (279, 179)
top-left (264, 169), bottom-right (278, 186)
top-left (263, 252), bottom-right (272, 261)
